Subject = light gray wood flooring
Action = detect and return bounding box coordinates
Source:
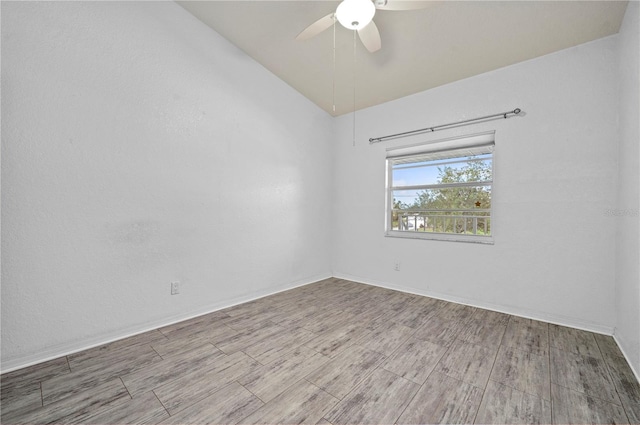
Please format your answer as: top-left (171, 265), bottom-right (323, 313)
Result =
top-left (2, 278), bottom-right (639, 424)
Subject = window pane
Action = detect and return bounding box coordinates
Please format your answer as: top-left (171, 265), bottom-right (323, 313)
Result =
top-left (392, 187), bottom-right (491, 211)
top-left (391, 189), bottom-right (423, 208)
top-left (392, 155), bottom-right (492, 187)
top-left (391, 187), bottom-right (491, 235)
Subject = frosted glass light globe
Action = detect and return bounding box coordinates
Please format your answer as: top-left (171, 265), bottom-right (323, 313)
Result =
top-left (335, 0), bottom-right (376, 30)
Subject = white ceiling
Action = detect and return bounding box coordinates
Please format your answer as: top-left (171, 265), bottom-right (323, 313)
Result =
top-left (177, 1), bottom-right (628, 116)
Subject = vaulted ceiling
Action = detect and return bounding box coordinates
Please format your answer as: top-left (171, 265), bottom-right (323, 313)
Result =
top-left (178, 1), bottom-right (628, 116)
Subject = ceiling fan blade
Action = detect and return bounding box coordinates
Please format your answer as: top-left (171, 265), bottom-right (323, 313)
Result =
top-left (375, 0), bottom-right (432, 11)
top-left (296, 13), bottom-right (335, 41)
top-left (357, 20), bottom-right (381, 53)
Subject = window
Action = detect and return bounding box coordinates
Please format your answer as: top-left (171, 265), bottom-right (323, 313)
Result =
top-left (386, 132), bottom-right (494, 243)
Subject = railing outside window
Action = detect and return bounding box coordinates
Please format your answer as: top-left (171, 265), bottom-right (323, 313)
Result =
top-left (393, 210), bottom-right (491, 235)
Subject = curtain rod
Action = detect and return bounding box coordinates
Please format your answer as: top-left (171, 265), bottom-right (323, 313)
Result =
top-left (369, 108), bottom-right (522, 144)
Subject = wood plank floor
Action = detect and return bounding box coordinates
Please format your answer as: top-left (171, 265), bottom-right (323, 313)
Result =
top-left (2, 278), bottom-right (639, 424)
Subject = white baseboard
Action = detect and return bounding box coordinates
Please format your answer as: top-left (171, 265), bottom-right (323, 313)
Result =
top-left (613, 333), bottom-right (640, 384)
top-left (0, 272), bottom-right (332, 374)
top-left (5, 271), bottom-right (634, 381)
top-left (332, 272), bottom-right (616, 336)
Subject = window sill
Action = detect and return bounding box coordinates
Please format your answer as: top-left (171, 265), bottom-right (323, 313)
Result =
top-left (385, 230), bottom-right (494, 244)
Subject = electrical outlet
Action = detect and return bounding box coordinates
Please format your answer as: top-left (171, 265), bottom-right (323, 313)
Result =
top-left (394, 262), bottom-right (401, 271)
top-left (171, 281), bottom-right (180, 295)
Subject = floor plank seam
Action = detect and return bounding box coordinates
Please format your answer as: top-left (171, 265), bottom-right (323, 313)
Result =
top-left (595, 336), bottom-right (634, 424)
top-left (240, 349), bottom-right (263, 366)
top-left (151, 389), bottom-right (172, 417)
top-left (551, 381), bottom-right (625, 406)
top-left (119, 377), bottom-right (133, 400)
top-left (239, 380), bottom-right (268, 405)
top-left (487, 378), bottom-right (550, 402)
top-left (64, 356), bottom-right (72, 375)
top-left (149, 344), bottom-right (165, 361)
top-left (547, 324), bottom-right (553, 423)
top-left (471, 337), bottom-right (500, 424)
top-left (393, 365), bottom-right (434, 424)
top-left (39, 380), bottom-right (44, 408)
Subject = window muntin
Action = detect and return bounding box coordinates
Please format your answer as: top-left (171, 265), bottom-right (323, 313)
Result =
top-left (386, 137), bottom-right (494, 243)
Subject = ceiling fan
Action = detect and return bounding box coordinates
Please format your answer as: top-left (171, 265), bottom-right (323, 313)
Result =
top-left (296, 0), bottom-right (431, 53)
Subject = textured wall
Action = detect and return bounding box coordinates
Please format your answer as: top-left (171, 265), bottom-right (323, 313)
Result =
top-left (332, 35), bottom-right (620, 333)
top-left (615, 1), bottom-right (640, 377)
top-left (1, 1), bottom-right (637, 377)
top-left (1, 1), bottom-right (333, 370)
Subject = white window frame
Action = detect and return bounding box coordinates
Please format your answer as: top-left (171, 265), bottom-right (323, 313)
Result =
top-left (385, 131), bottom-right (495, 244)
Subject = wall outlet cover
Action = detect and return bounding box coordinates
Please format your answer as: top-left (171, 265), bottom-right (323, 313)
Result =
top-left (171, 281), bottom-right (180, 295)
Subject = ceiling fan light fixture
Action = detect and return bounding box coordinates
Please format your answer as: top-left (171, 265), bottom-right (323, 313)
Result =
top-left (335, 0), bottom-right (376, 30)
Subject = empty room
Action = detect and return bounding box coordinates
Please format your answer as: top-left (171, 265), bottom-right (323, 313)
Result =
top-left (1, 0), bottom-right (639, 424)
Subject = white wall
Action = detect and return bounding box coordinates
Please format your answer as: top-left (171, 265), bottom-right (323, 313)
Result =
top-left (332, 35), bottom-right (621, 333)
top-left (1, 1), bottom-right (333, 371)
top-left (615, 1), bottom-right (640, 376)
